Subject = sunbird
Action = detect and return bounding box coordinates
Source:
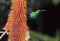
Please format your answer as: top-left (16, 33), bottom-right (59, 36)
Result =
top-left (29, 10), bottom-right (46, 19)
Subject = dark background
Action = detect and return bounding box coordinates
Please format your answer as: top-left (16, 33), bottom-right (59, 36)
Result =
top-left (0, 0), bottom-right (11, 41)
top-left (27, 0), bottom-right (60, 37)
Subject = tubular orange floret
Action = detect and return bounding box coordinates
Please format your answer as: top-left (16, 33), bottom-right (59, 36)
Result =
top-left (3, 0), bottom-right (29, 41)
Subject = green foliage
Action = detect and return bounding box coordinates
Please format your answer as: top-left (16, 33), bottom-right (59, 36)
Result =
top-left (29, 30), bottom-right (60, 41)
top-left (0, 0), bottom-right (10, 13)
top-left (0, 0), bottom-right (11, 19)
top-left (52, 0), bottom-right (60, 5)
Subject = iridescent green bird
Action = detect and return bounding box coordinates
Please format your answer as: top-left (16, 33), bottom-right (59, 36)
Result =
top-left (29, 10), bottom-right (46, 19)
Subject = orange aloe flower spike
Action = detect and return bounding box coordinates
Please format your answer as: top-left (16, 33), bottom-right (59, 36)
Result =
top-left (3, 0), bottom-right (29, 41)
